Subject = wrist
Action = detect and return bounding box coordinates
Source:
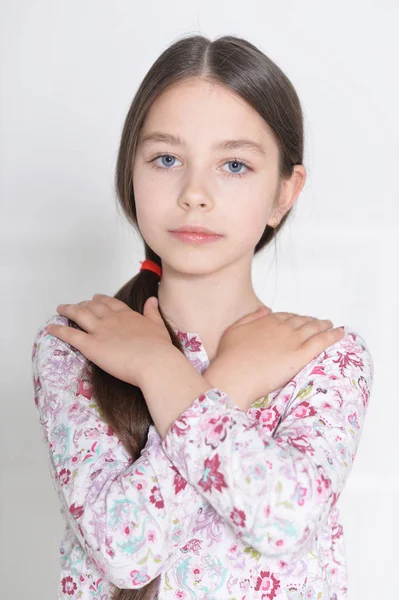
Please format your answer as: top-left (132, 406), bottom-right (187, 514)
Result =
top-left (203, 357), bottom-right (252, 411)
top-left (138, 347), bottom-right (213, 439)
top-left (136, 344), bottom-right (182, 391)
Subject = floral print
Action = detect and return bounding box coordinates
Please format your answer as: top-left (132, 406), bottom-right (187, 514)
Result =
top-left (32, 314), bottom-right (373, 599)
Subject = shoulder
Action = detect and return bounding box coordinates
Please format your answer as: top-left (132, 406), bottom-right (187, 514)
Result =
top-left (31, 313), bottom-right (88, 378)
top-left (295, 324), bottom-right (374, 394)
top-left (323, 325), bottom-right (373, 379)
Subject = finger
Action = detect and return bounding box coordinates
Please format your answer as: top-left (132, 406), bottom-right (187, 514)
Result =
top-left (302, 326), bottom-right (345, 357)
top-left (233, 314), bottom-right (262, 327)
top-left (45, 322), bottom-right (89, 353)
top-left (257, 305), bottom-right (271, 313)
top-left (78, 300), bottom-right (109, 318)
top-left (290, 316), bottom-right (333, 330)
top-left (297, 318), bottom-right (334, 339)
top-left (143, 296), bottom-right (162, 319)
top-left (56, 304), bottom-right (99, 333)
top-left (284, 315), bottom-right (309, 329)
top-left (230, 306), bottom-right (270, 327)
top-left (92, 294), bottom-right (127, 311)
top-left (273, 312), bottom-right (296, 321)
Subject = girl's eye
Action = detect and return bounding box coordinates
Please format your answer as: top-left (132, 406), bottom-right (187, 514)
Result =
top-left (151, 154), bottom-right (180, 169)
top-left (149, 154), bottom-right (251, 178)
top-left (220, 159), bottom-right (250, 178)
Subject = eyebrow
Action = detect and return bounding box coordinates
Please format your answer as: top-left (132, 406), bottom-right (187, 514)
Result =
top-left (139, 132), bottom-right (267, 157)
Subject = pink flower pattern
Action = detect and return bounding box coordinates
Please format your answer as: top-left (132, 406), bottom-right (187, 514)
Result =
top-left (32, 315), bottom-right (373, 599)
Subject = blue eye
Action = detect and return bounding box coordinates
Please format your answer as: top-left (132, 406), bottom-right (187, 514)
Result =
top-left (153, 154), bottom-right (179, 168)
top-left (221, 160), bottom-right (250, 177)
top-left (149, 154), bottom-right (251, 178)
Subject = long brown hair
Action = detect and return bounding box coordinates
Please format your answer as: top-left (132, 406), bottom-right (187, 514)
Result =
top-left (69, 33), bottom-right (304, 600)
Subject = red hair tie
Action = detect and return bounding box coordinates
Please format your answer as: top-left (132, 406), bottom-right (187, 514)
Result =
top-left (140, 260), bottom-right (162, 278)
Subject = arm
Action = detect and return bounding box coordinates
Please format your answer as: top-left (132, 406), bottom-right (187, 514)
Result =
top-left (138, 343), bottom-right (214, 439)
top-left (31, 314), bottom-right (208, 589)
top-left (159, 327), bottom-right (374, 564)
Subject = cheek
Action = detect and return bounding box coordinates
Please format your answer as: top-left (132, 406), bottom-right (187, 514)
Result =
top-left (229, 198), bottom-right (270, 241)
top-left (134, 173), bottom-right (165, 228)
top-left (135, 191), bottom-right (173, 251)
top-left (242, 218), bottom-right (268, 251)
top-left (136, 200), bottom-right (160, 237)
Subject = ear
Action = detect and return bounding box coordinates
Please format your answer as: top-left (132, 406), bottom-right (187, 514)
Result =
top-left (267, 165), bottom-right (307, 227)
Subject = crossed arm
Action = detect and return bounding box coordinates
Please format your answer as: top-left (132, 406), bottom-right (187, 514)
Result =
top-left (32, 314), bottom-right (373, 588)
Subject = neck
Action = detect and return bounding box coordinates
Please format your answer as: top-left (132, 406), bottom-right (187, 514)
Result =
top-left (157, 256), bottom-right (266, 351)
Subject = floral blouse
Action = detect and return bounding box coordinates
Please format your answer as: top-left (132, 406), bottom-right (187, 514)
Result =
top-left (31, 313), bottom-right (373, 599)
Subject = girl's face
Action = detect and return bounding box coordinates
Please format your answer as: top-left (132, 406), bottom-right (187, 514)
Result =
top-left (133, 78), bottom-right (290, 277)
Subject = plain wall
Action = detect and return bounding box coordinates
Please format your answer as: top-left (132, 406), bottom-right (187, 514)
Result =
top-left (1, 1), bottom-right (398, 598)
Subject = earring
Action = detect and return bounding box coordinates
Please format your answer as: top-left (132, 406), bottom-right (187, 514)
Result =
top-left (274, 218), bottom-right (279, 228)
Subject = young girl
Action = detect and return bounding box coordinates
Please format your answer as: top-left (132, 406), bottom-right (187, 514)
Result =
top-left (31, 34), bottom-right (373, 600)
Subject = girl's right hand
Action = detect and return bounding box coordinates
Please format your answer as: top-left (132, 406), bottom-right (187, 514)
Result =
top-left (203, 308), bottom-right (345, 410)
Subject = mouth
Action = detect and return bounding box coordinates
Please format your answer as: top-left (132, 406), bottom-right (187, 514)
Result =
top-left (169, 224), bottom-right (221, 235)
top-left (168, 230), bottom-right (224, 245)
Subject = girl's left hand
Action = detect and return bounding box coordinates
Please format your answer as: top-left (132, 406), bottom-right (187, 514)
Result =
top-left (45, 294), bottom-right (172, 387)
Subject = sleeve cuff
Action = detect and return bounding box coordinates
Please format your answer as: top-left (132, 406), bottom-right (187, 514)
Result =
top-left (160, 387), bottom-right (242, 476)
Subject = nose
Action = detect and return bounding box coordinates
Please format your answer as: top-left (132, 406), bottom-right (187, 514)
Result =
top-left (180, 198), bottom-right (209, 209)
top-left (177, 181), bottom-right (214, 211)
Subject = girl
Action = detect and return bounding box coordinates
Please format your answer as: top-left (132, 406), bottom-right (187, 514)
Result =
top-left (31, 34), bottom-right (373, 600)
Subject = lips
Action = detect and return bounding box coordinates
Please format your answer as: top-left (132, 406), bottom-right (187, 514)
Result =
top-left (170, 225), bottom-right (220, 235)
top-left (169, 230), bottom-right (223, 245)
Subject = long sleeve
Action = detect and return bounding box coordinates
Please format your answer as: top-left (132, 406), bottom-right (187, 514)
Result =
top-left (161, 326), bottom-right (373, 565)
top-left (31, 314), bottom-right (205, 589)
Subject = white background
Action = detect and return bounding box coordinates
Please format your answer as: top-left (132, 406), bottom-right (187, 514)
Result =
top-left (1, 1), bottom-right (398, 598)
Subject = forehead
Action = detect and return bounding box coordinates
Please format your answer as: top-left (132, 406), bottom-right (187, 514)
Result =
top-left (138, 79), bottom-right (277, 154)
